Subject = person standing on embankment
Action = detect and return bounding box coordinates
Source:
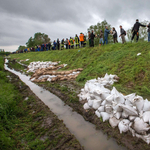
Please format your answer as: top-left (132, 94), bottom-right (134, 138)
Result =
top-left (90, 30), bottom-right (95, 47)
top-left (131, 19), bottom-right (146, 42)
top-left (103, 26), bottom-right (110, 45)
top-left (119, 25), bottom-right (126, 44)
top-left (99, 30), bottom-right (103, 46)
top-left (147, 23), bottom-right (150, 42)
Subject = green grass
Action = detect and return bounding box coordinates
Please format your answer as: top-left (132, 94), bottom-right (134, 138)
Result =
top-left (0, 56), bottom-right (81, 150)
top-left (10, 41), bottom-right (150, 96)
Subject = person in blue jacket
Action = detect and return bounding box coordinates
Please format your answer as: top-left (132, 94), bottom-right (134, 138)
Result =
top-left (103, 26), bottom-right (111, 45)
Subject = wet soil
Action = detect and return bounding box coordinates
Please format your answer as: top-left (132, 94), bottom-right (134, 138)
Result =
top-left (7, 71), bottom-right (84, 150)
top-left (39, 81), bottom-right (150, 150)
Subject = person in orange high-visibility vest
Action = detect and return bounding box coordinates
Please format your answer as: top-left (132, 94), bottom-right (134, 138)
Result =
top-left (68, 39), bottom-right (71, 49)
top-left (79, 33), bottom-right (84, 47)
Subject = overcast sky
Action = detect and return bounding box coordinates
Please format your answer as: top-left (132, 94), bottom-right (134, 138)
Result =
top-left (0, 0), bottom-right (150, 52)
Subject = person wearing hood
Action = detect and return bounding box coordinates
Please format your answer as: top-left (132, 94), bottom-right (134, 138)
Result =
top-left (99, 30), bottom-right (103, 46)
top-left (112, 27), bottom-right (118, 43)
top-left (131, 19), bottom-right (146, 42)
top-left (147, 23), bottom-right (150, 42)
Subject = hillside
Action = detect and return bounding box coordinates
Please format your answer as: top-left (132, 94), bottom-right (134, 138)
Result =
top-left (10, 42), bottom-right (150, 96)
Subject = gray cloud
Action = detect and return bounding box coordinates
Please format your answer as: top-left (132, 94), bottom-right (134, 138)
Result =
top-left (0, 0), bottom-right (150, 51)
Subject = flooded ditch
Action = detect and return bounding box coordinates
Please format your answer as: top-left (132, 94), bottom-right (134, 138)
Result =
top-left (5, 59), bottom-right (126, 150)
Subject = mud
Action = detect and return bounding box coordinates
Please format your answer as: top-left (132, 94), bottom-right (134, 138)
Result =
top-left (39, 81), bottom-right (150, 150)
top-left (7, 71), bottom-right (84, 150)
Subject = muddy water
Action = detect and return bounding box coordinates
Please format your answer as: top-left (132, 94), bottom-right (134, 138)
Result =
top-left (5, 61), bottom-right (126, 150)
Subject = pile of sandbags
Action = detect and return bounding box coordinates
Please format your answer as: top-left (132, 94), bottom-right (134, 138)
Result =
top-left (78, 73), bottom-right (150, 144)
top-left (27, 61), bottom-right (83, 82)
top-left (27, 61), bottom-right (63, 73)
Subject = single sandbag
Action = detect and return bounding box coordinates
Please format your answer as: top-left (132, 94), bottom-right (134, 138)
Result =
top-left (129, 122), bottom-right (136, 137)
top-left (143, 111), bottom-right (150, 123)
top-left (129, 116), bottom-right (136, 121)
top-left (122, 110), bottom-right (129, 119)
top-left (133, 117), bottom-right (150, 135)
top-left (114, 94), bottom-right (125, 104)
top-left (105, 105), bottom-right (113, 114)
top-left (95, 110), bottom-right (101, 118)
top-left (98, 106), bottom-right (105, 112)
top-left (118, 119), bottom-right (130, 134)
top-left (101, 100), bottom-right (106, 106)
top-left (92, 100), bottom-right (101, 110)
top-left (101, 112), bottom-right (110, 122)
top-left (83, 103), bottom-right (90, 110)
top-left (118, 104), bottom-right (138, 116)
top-left (114, 112), bottom-right (122, 120)
top-left (143, 99), bottom-right (150, 112)
top-left (109, 117), bottom-right (120, 128)
top-left (134, 96), bottom-right (144, 113)
top-left (88, 100), bottom-right (93, 107)
top-left (135, 133), bottom-right (150, 144)
top-left (106, 94), bottom-right (114, 102)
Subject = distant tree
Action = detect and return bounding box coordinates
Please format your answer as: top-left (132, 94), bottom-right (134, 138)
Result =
top-left (87, 20), bottom-right (113, 45)
top-left (17, 45), bottom-right (26, 50)
top-left (127, 20), bottom-right (149, 42)
top-left (26, 32), bottom-right (50, 48)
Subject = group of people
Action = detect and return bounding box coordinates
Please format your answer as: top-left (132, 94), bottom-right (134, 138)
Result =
top-left (97, 19), bottom-right (150, 46)
top-left (52, 33), bottom-right (87, 50)
top-left (17, 19), bottom-right (150, 53)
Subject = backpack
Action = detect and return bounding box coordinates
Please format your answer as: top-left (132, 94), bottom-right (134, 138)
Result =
top-left (124, 30), bottom-right (126, 36)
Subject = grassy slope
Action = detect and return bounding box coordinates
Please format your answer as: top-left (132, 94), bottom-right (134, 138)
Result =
top-left (10, 42), bottom-right (150, 96)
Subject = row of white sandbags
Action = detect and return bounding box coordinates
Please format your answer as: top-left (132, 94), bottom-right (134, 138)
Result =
top-left (78, 73), bottom-right (150, 144)
top-left (27, 61), bottom-right (67, 73)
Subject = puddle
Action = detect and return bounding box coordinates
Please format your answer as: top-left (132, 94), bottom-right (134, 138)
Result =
top-left (4, 60), bottom-right (126, 150)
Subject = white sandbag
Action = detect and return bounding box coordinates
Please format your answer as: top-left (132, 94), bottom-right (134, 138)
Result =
top-left (111, 87), bottom-right (120, 95)
top-left (143, 99), bottom-right (150, 112)
top-left (134, 96), bottom-right (144, 113)
top-left (100, 93), bottom-right (110, 100)
top-left (122, 111), bottom-right (129, 119)
top-left (101, 112), bottom-right (110, 122)
top-left (114, 112), bottom-right (122, 120)
top-left (118, 119), bottom-right (130, 134)
top-left (135, 133), bottom-right (150, 144)
top-left (101, 100), bottom-right (106, 106)
top-left (105, 105), bottom-right (113, 114)
top-left (143, 111), bottom-right (150, 123)
top-left (113, 103), bottom-right (123, 112)
top-left (92, 92), bottom-right (102, 101)
top-left (133, 117), bottom-right (150, 134)
top-left (83, 103), bottom-right (90, 110)
top-left (95, 110), bottom-right (101, 118)
top-left (106, 94), bottom-right (114, 102)
top-left (129, 122), bottom-right (136, 137)
top-left (109, 117), bottom-right (120, 128)
top-left (114, 94), bottom-right (125, 104)
top-left (118, 104), bottom-right (138, 116)
top-left (124, 93), bottom-right (136, 104)
top-left (88, 100), bottom-right (93, 107)
top-left (129, 116), bottom-right (136, 121)
top-left (98, 106), bottom-right (105, 112)
top-left (92, 100), bottom-right (101, 110)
